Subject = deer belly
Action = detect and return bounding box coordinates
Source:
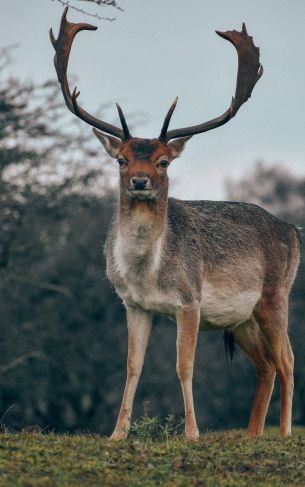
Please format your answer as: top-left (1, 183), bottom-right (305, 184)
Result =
top-left (125, 283), bottom-right (179, 317)
top-left (200, 281), bottom-right (261, 329)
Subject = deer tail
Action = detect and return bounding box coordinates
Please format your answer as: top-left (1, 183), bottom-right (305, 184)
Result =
top-left (224, 330), bottom-right (235, 363)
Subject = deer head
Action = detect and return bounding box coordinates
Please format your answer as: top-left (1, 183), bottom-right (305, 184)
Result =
top-left (50, 8), bottom-right (263, 200)
top-left (92, 131), bottom-right (189, 200)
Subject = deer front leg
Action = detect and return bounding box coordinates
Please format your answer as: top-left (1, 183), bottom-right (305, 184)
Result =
top-left (176, 305), bottom-right (200, 441)
top-left (110, 305), bottom-right (152, 441)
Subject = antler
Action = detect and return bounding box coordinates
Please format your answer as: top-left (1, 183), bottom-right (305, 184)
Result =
top-left (50, 7), bottom-right (131, 140)
top-left (159, 23), bottom-right (263, 142)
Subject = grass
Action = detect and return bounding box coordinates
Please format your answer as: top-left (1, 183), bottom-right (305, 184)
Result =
top-left (0, 420), bottom-right (304, 487)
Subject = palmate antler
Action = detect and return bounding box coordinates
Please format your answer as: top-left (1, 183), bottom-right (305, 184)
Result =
top-left (51, 11), bottom-right (262, 143)
top-left (159, 23), bottom-right (263, 142)
top-left (50, 7), bottom-right (131, 140)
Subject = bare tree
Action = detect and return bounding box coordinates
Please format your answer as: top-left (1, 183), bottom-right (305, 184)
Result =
top-left (52, 0), bottom-right (124, 20)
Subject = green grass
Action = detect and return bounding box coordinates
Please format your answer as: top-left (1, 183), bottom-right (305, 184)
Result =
top-left (0, 424), bottom-right (304, 487)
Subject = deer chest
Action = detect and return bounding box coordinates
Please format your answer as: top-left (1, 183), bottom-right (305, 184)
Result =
top-left (110, 233), bottom-right (180, 316)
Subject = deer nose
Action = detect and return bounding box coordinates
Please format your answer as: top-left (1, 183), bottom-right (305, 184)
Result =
top-left (131, 175), bottom-right (148, 190)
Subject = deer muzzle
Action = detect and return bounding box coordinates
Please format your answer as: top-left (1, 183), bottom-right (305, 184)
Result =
top-left (127, 173), bottom-right (154, 199)
top-left (131, 176), bottom-right (148, 190)
top-left (130, 173), bottom-right (152, 190)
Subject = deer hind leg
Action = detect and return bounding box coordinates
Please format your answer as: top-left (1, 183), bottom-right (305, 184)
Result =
top-left (234, 318), bottom-right (276, 438)
top-left (176, 305), bottom-right (200, 441)
top-left (254, 291), bottom-right (294, 437)
top-left (110, 305), bottom-right (152, 441)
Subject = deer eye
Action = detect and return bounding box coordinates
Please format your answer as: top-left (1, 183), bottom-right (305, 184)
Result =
top-left (117, 158), bottom-right (127, 166)
top-left (159, 160), bottom-right (169, 168)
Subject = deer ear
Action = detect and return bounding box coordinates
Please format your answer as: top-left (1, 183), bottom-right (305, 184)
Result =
top-left (92, 128), bottom-right (122, 158)
top-left (167, 136), bottom-right (191, 159)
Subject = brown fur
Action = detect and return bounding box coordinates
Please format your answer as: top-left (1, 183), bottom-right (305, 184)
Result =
top-left (100, 136), bottom-right (301, 440)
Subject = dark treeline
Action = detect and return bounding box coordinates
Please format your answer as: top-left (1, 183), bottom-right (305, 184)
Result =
top-left (0, 59), bottom-right (304, 434)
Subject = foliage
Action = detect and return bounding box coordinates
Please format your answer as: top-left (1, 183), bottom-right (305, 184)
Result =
top-left (0, 428), bottom-right (304, 486)
top-left (130, 404), bottom-right (185, 443)
top-left (0, 54), bottom-right (119, 433)
top-left (0, 48), bottom-right (112, 270)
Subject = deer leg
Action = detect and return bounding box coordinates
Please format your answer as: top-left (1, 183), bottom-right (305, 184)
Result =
top-left (110, 305), bottom-right (152, 441)
top-left (277, 335), bottom-right (295, 436)
top-left (254, 292), bottom-right (294, 436)
top-left (234, 318), bottom-right (276, 438)
top-left (176, 305), bottom-right (200, 441)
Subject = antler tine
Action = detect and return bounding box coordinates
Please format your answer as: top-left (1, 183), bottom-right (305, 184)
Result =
top-left (116, 103), bottom-right (132, 140)
top-left (158, 97), bottom-right (178, 141)
top-left (163, 23), bottom-right (263, 142)
top-left (50, 7), bottom-right (126, 140)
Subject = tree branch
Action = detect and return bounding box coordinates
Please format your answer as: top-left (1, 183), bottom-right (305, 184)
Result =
top-left (52, 0), bottom-right (119, 20)
top-left (75, 0), bottom-right (123, 11)
top-left (6, 274), bottom-right (74, 299)
top-left (0, 352), bottom-right (45, 377)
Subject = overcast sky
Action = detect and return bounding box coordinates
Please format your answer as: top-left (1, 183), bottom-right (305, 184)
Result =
top-left (1, 0), bottom-right (305, 199)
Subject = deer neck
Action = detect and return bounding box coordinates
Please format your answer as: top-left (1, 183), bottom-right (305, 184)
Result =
top-left (115, 192), bottom-right (168, 282)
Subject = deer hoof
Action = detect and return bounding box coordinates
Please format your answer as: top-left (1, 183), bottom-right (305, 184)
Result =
top-left (185, 428), bottom-right (199, 441)
top-left (109, 430), bottom-right (128, 441)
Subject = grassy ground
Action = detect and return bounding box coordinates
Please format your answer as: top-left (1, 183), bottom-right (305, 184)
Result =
top-left (0, 426), bottom-right (304, 487)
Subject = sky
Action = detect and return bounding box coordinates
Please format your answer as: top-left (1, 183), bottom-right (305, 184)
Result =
top-left (1, 0), bottom-right (305, 200)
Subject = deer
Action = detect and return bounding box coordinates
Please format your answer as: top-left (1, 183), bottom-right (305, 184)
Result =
top-left (50, 8), bottom-right (301, 441)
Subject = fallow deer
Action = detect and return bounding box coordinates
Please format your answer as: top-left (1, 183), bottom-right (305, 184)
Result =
top-left (50, 8), bottom-right (301, 440)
